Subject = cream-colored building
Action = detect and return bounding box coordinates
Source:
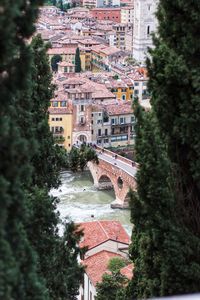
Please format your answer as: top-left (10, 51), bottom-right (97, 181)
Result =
top-left (121, 7), bottom-right (134, 24)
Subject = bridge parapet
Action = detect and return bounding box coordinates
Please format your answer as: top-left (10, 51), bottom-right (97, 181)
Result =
top-left (95, 146), bottom-right (139, 169)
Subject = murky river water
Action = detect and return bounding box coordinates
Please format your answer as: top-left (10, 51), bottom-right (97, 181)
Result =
top-left (50, 170), bottom-right (132, 236)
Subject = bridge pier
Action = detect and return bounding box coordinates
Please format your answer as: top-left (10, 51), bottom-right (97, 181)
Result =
top-left (111, 198), bottom-right (129, 209)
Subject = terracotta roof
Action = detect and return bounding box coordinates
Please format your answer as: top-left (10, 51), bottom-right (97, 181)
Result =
top-left (79, 220), bottom-right (130, 250)
top-left (106, 103), bottom-right (133, 115)
top-left (83, 251), bottom-right (122, 286)
top-left (120, 263), bottom-right (134, 280)
top-left (48, 47), bottom-right (76, 55)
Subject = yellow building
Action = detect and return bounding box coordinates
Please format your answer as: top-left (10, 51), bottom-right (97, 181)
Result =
top-left (106, 78), bottom-right (134, 101)
top-left (49, 98), bottom-right (73, 151)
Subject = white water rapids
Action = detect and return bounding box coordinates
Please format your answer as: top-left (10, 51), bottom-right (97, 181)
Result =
top-left (50, 170), bottom-right (132, 236)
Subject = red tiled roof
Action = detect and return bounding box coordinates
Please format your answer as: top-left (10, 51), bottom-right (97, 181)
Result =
top-left (120, 263), bottom-right (134, 280)
top-left (83, 251), bottom-right (122, 285)
top-left (79, 220), bottom-right (130, 250)
top-left (47, 47), bottom-right (76, 55)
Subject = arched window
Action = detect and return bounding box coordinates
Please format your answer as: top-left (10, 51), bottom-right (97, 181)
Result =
top-left (122, 94), bottom-right (126, 101)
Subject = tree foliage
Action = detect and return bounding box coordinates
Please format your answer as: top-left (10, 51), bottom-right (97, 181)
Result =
top-left (69, 144), bottom-right (98, 172)
top-left (127, 0), bottom-right (200, 296)
top-left (51, 54), bottom-right (62, 72)
top-left (0, 0), bottom-right (47, 299)
top-left (148, 0), bottom-right (200, 238)
top-left (96, 272), bottom-right (128, 300)
top-left (0, 2), bottom-right (84, 298)
top-left (75, 47), bottom-right (81, 73)
top-left (26, 35), bottom-right (84, 299)
top-left (108, 257), bottom-right (127, 274)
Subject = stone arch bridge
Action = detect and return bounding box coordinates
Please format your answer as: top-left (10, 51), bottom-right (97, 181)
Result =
top-left (87, 147), bottom-right (138, 209)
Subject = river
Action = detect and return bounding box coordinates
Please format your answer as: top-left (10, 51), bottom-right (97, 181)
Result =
top-left (50, 170), bottom-right (133, 236)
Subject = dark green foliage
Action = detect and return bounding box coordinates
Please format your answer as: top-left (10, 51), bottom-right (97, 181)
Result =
top-left (27, 189), bottom-right (84, 299)
top-left (26, 35), bottom-right (84, 299)
top-left (0, 0), bottom-right (47, 299)
top-left (96, 257), bottom-right (130, 300)
top-left (96, 272), bottom-right (128, 300)
top-left (108, 257), bottom-right (127, 273)
top-left (51, 54), bottom-right (62, 72)
top-left (148, 0), bottom-right (200, 236)
top-left (58, 0), bottom-right (64, 11)
top-left (75, 47), bottom-right (81, 73)
top-left (128, 98), bottom-right (200, 298)
top-left (30, 35), bottom-right (67, 190)
top-left (147, 0), bottom-right (200, 294)
top-left (69, 144), bottom-right (98, 172)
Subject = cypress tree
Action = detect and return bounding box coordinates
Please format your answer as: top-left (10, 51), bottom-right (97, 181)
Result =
top-left (148, 0), bottom-right (200, 237)
top-left (75, 47), bottom-right (81, 73)
top-left (0, 0), bottom-right (47, 299)
top-left (147, 0), bottom-right (200, 294)
top-left (25, 35), bottom-right (84, 299)
top-left (128, 85), bottom-right (200, 298)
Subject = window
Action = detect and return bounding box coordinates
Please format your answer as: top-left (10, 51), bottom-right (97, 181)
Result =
top-left (111, 118), bottom-right (115, 125)
top-left (147, 25), bottom-right (150, 35)
top-left (134, 90), bottom-right (139, 95)
top-left (80, 117), bottom-right (84, 124)
top-left (122, 94), bottom-right (126, 101)
top-left (61, 101), bottom-right (66, 107)
top-left (98, 129), bottom-right (101, 136)
top-left (52, 101), bottom-right (58, 107)
top-left (134, 82), bottom-right (139, 86)
top-left (68, 136), bottom-right (70, 139)
top-left (120, 117), bottom-right (126, 124)
top-left (97, 120), bottom-right (102, 124)
top-left (91, 130), bottom-right (94, 135)
top-left (99, 113), bottom-right (101, 116)
top-left (131, 116), bottom-right (135, 123)
top-left (80, 105), bottom-right (84, 112)
top-left (105, 129), bottom-right (108, 136)
top-left (56, 118), bottom-right (59, 121)
top-left (104, 138), bottom-right (109, 143)
top-left (60, 118), bottom-right (62, 121)
top-left (52, 118), bottom-right (55, 121)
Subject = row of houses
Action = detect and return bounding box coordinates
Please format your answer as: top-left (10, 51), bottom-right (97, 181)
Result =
top-left (48, 75), bottom-right (135, 150)
top-left (48, 66), bottom-right (149, 151)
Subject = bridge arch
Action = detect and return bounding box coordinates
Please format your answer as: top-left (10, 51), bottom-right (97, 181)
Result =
top-left (87, 151), bottom-right (137, 209)
top-left (98, 175), bottom-right (113, 190)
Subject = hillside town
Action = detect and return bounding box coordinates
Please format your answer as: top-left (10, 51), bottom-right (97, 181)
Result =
top-left (2, 0), bottom-right (200, 299)
top-left (36, 2), bottom-right (153, 151)
top-left (34, 1), bottom-right (156, 298)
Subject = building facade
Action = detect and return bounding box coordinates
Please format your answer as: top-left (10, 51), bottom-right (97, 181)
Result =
top-left (132, 0), bottom-right (157, 63)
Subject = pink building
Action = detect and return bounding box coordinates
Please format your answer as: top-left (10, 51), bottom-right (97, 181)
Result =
top-left (91, 8), bottom-right (121, 23)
